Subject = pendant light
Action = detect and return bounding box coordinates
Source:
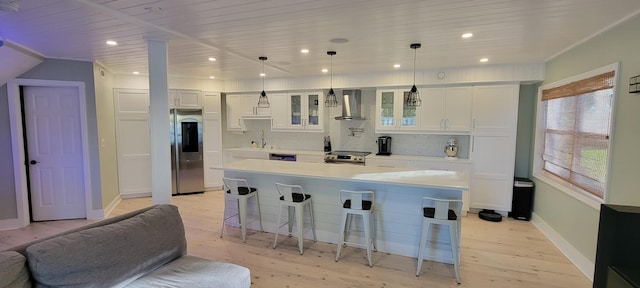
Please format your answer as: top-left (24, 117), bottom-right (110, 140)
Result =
top-left (324, 51), bottom-right (338, 107)
top-left (257, 56), bottom-right (270, 108)
top-left (406, 43), bottom-right (422, 107)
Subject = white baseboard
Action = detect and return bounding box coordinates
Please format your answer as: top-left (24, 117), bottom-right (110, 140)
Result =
top-left (103, 196), bottom-right (122, 218)
top-left (0, 217), bottom-right (29, 231)
top-left (86, 208), bottom-right (104, 219)
top-left (121, 192), bottom-right (152, 199)
top-left (531, 212), bottom-right (594, 281)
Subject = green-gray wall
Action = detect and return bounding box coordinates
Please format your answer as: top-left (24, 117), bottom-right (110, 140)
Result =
top-left (515, 84), bottom-right (538, 178)
top-left (0, 84), bottom-right (18, 220)
top-left (93, 64), bottom-right (120, 209)
top-left (536, 14), bottom-right (640, 264)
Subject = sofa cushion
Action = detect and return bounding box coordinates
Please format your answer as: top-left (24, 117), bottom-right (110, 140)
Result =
top-left (124, 255), bottom-right (251, 288)
top-left (0, 251), bottom-right (31, 288)
top-left (26, 204), bottom-right (187, 288)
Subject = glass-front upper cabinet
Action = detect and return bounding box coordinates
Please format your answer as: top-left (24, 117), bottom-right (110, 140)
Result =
top-left (401, 91), bottom-right (418, 128)
top-left (272, 91), bottom-right (324, 132)
top-left (307, 93), bottom-right (320, 127)
top-left (290, 94), bottom-right (302, 127)
top-left (375, 89), bottom-right (421, 132)
top-left (379, 91), bottom-right (395, 128)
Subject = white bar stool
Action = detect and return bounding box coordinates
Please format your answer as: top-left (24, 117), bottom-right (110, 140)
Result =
top-left (220, 177), bottom-right (264, 242)
top-left (416, 196), bottom-right (462, 284)
top-left (273, 183), bottom-right (317, 255)
top-left (335, 190), bottom-right (376, 267)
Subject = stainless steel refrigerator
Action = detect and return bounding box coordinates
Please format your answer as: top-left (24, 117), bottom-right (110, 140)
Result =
top-left (170, 109), bottom-right (204, 195)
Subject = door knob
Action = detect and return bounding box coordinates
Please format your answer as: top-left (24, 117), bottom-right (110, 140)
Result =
top-left (30, 160), bottom-right (39, 165)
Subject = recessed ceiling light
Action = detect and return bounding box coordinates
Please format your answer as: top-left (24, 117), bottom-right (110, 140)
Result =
top-left (480, 58), bottom-right (489, 62)
top-left (321, 68), bottom-right (328, 73)
top-left (132, 71), bottom-right (139, 75)
top-left (260, 73), bottom-right (265, 77)
top-left (209, 76), bottom-right (215, 79)
top-left (393, 64), bottom-right (401, 68)
top-left (330, 38), bottom-right (349, 44)
top-left (208, 57), bottom-right (216, 61)
top-left (301, 49), bottom-right (309, 54)
top-left (462, 33), bottom-right (473, 39)
top-left (106, 40), bottom-right (118, 46)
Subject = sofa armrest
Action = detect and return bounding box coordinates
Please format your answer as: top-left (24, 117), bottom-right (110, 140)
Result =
top-left (25, 204), bottom-right (187, 288)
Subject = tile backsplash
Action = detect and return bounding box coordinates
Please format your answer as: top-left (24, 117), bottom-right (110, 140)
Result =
top-left (223, 89), bottom-right (470, 159)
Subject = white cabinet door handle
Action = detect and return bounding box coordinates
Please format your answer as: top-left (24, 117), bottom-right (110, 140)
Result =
top-left (440, 119), bottom-right (445, 129)
top-left (471, 137), bottom-right (475, 152)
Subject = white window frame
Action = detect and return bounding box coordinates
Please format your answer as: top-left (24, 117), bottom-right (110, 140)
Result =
top-left (533, 62), bottom-right (619, 210)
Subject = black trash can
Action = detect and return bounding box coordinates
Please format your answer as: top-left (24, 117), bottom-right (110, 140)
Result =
top-left (510, 177), bottom-right (534, 221)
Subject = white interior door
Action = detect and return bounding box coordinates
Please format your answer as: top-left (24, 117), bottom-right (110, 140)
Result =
top-left (23, 86), bottom-right (86, 221)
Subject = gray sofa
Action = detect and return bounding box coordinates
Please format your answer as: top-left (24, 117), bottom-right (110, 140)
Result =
top-left (0, 204), bottom-right (251, 288)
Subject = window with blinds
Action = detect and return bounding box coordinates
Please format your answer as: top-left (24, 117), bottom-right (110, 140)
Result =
top-left (540, 71), bottom-right (615, 198)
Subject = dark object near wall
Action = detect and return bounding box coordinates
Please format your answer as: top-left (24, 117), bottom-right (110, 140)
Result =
top-left (478, 209), bottom-right (502, 222)
top-left (593, 204), bottom-right (640, 288)
top-left (510, 177), bottom-right (534, 220)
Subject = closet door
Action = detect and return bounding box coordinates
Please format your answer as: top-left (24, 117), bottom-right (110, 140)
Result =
top-left (114, 89), bottom-right (151, 198)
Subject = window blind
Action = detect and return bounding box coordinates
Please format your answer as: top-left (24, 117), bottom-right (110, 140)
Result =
top-left (541, 71), bottom-right (614, 198)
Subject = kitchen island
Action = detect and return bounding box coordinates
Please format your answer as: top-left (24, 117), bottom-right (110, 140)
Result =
top-left (214, 159), bottom-right (469, 261)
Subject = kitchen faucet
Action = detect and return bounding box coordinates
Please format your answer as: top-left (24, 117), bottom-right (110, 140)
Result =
top-left (261, 129), bottom-right (266, 148)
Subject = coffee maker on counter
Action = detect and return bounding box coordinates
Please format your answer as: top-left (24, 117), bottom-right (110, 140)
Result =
top-left (444, 137), bottom-right (459, 159)
top-left (376, 136), bottom-right (392, 155)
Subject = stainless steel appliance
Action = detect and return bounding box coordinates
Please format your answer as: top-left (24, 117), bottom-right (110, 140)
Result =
top-left (324, 151), bottom-right (371, 165)
top-left (335, 90), bottom-right (365, 120)
top-left (444, 137), bottom-right (459, 158)
top-left (170, 109), bottom-right (204, 195)
top-left (376, 136), bottom-right (392, 155)
top-left (269, 153), bottom-right (297, 161)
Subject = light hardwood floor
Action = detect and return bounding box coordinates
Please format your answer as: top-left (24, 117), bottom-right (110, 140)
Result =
top-left (1, 191), bottom-right (591, 288)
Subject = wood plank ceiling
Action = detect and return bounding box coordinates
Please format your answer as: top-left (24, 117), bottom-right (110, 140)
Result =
top-left (1, 0), bottom-right (639, 80)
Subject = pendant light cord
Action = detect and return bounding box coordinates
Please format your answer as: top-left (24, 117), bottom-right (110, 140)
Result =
top-left (413, 47), bottom-right (417, 85)
top-left (330, 54), bottom-right (333, 88)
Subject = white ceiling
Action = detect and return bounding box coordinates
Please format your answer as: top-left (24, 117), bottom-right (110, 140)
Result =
top-left (1, 0), bottom-right (640, 81)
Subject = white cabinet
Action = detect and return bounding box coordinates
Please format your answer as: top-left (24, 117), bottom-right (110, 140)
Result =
top-left (472, 85), bottom-right (519, 133)
top-left (470, 135), bottom-right (516, 211)
top-left (420, 87), bottom-right (472, 132)
top-left (169, 89), bottom-right (202, 109)
top-left (113, 88), bottom-right (152, 198)
top-left (272, 91), bottom-right (324, 132)
top-left (296, 153), bottom-right (325, 163)
top-left (203, 92), bottom-right (223, 190)
top-left (469, 84), bottom-right (519, 212)
top-left (225, 95), bottom-right (247, 131)
top-left (375, 89), bottom-right (421, 132)
top-left (240, 94), bottom-right (271, 118)
top-left (225, 94), bottom-right (271, 131)
top-left (268, 93), bottom-right (289, 130)
top-left (224, 149), bottom-right (270, 163)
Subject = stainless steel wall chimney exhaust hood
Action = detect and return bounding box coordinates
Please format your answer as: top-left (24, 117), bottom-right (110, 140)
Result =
top-left (335, 89), bottom-right (365, 120)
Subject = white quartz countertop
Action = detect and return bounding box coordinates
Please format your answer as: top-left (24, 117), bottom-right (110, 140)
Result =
top-left (225, 148), bottom-right (470, 163)
top-left (224, 147), bottom-right (326, 156)
top-left (216, 159), bottom-right (469, 191)
top-left (367, 154), bottom-right (471, 164)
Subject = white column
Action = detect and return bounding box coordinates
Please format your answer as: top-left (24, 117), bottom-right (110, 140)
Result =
top-left (147, 39), bottom-right (171, 204)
